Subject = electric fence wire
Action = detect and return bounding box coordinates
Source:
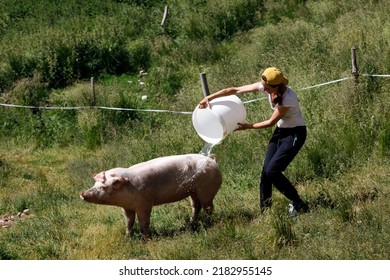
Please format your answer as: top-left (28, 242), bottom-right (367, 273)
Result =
top-left (1, 74), bottom-right (389, 114)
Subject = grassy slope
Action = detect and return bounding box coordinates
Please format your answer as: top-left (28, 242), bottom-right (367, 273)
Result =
top-left (1, 0), bottom-right (390, 259)
top-left (0, 142), bottom-right (389, 260)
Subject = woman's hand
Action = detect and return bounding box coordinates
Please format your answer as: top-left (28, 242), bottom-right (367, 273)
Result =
top-left (198, 97), bottom-right (211, 109)
top-left (234, 123), bottom-right (253, 131)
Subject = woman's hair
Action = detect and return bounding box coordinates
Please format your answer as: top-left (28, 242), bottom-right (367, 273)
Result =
top-left (272, 84), bottom-right (287, 106)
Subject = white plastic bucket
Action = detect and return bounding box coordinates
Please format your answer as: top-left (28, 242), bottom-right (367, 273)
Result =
top-left (192, 95), bottom-right (247, 144)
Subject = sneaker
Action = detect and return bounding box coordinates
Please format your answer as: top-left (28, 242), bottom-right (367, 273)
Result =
top-left (288, 203), bottom-right (297, 217)
top-left (288, 199), bottom-right (309, 217)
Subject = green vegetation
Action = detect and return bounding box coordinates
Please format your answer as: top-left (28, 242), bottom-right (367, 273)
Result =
top-left (0, 0), bottom-right (389, 260)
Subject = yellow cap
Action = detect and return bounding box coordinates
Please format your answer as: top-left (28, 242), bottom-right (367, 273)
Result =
top-left (261, 67), bottom-right (289, 86)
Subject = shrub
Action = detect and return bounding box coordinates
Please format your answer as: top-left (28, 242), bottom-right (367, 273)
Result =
top-left (8, 73), bottom-right (49, 108)
top-left (126, 38), bottom-right (151, 72)
top-left (38, 38), bottom-right (75, 88)
top-left (6, 53), bottom-right (37, 83)
top-left (147, 60), bottom-right (185, 97)
top-left (32, 110), bottom-right (78, 148)
top-left (168, 0), bottom-right (260, 41)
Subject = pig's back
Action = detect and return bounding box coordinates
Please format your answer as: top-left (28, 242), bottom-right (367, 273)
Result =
top-left (129, 154), bottom-right (215, 174)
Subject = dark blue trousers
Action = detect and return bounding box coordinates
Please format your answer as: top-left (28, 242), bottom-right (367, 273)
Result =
top-left (260, 126), bottom-right (307, 211)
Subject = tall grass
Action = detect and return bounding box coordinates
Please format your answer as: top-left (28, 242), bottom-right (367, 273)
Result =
top-left (0, 0), bottom-right (389, 260)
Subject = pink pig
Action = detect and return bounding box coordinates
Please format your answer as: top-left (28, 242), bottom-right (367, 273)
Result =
top-left (80, 154), bottom-right (222, 239)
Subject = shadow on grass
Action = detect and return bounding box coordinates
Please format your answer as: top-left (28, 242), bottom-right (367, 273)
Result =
top-left (128, 208), bottom-right (258, 240)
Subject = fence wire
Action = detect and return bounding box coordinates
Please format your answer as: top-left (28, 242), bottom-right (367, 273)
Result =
top-left (1, 74), bottom-right (388, 114)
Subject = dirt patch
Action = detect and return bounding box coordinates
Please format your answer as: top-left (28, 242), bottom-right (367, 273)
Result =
top-left (0, 209), bottom-right (31, 229)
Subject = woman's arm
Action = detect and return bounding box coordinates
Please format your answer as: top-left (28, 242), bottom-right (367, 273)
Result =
top-left (199, 82), bottom-right (261, 108)
top-left (235, 106), bottom-right (290, 130)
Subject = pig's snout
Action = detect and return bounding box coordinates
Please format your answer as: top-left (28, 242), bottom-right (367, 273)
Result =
top-left (80, 191), bottom-right (94, 202)
top-left (80, 188), bottom-right (108, 204)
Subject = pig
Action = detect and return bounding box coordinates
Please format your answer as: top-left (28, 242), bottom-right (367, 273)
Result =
top-left (80, 154), bottom-right (222, 239)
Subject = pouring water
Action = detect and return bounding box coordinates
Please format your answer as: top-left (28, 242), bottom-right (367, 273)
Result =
top-left (199, 142), bottom-right (215, 157)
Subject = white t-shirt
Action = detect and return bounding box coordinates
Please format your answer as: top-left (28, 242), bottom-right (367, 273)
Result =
top-left (258, 84), bottom-right (306, 128)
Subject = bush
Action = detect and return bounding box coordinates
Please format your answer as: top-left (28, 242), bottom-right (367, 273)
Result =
top-left (33, 110), bottom-right (78, 148)
top-left (8, 73), bottom-right (49, 108)
top-left (37, 36), bottom-right (133, 88)
top-left (6, 53), bottom-right (37, 83)
top-left (168, 0), bottom-right (260, 41)
top-left (126, 38), bottom-right (151, 72)
top-left (37, 38), bottom-right (75, 88)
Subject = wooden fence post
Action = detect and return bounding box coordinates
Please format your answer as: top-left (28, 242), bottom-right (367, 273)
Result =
top-left (161, 5), bottom-right (168, 31)
top-left (199, 72), bottom-right (210, 97)
top-left (351, 47), bottom-right (359, 79)
top-left (91, 77), bottom-right (96, 106)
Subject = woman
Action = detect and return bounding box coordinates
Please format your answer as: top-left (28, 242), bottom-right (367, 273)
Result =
top-left (198, 67), bottom-right (308, 216)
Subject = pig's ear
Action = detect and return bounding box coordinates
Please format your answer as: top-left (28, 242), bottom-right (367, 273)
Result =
top-left (120, 176), bottom-right (129, 183)
top-left (111, 176), bottom-right (129, 189)
top-left (93, 171), bottom-right (106, 183)
top-left (112, 175), bottom-right (128, 183)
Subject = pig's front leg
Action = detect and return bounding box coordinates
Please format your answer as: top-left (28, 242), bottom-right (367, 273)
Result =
top-left (136, 205), bottom-right (153, 241)
top-left (122, 208), bottom-right (135, 236)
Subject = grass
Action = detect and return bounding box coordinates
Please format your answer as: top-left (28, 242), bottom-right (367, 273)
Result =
top-left (1, 0), bottom-right (390, 260)
top-left (1, 137), bottom-right (389, 260)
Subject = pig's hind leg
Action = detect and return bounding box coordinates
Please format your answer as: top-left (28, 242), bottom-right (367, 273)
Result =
top-left (192, 192), bottom-right (215, 227)
top-left (195, 189), bottom-right (218, 229)
top-left (189, 194), bottom-right (202, 223)
top-left (194, 170), bottom-right (220, 218)
top-left (195, 190), bottom-right (215, 216)
top-left (187, 194), bottom-right (204, 232)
